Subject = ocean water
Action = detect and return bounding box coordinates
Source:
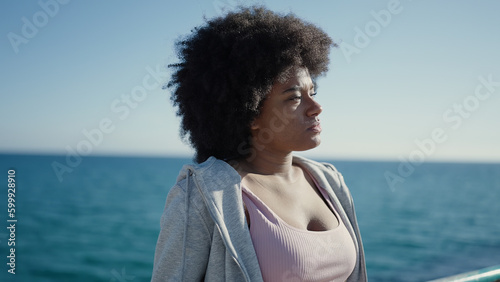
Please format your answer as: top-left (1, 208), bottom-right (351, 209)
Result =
top-left (0, 154), bottom-right (499, 282)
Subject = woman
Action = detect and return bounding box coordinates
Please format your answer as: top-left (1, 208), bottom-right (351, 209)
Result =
top-left (152, 6), bottom-right (367, 282)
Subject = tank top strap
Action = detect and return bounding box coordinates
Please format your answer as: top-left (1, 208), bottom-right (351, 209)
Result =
top-left (304, 168), bottom-right (339, 218)
top-left (241, 185), bottom-right (281, 226)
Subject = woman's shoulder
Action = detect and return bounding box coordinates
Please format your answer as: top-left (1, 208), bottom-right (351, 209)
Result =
top-left (166, 156), bottom-right (242, 214)
top-left (293, 155), bottom-right (352, 200)
top-left (292, 155), bottom-right (342, 177)
top-left (174, 157), bottom-right (240, 185)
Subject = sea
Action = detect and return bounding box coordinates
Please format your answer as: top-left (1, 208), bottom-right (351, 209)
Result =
top-left (0, 153), bottom-right (499, 282)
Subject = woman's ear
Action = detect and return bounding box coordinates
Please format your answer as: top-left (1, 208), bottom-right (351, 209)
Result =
top-left (250, 120), bottom-right (259, 130)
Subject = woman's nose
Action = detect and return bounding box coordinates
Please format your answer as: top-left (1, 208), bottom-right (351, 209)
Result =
top-left (306, 96), bottom-right (322, 117)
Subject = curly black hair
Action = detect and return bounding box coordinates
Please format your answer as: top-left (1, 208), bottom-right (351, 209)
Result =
top-left (167, 6), bottom-right (335, 163)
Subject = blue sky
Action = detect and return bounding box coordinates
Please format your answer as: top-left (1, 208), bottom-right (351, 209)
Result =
top-left (1, 0), bottom-right (499, 162)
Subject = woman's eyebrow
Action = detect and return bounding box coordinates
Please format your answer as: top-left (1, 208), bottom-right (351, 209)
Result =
top-left (281, 85), bottom-right (303, 94)
top-left (282, 84), bottom-right (314, 94)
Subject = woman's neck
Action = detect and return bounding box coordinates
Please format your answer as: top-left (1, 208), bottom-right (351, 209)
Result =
top-left (238, 149), bottom-right (296, 180)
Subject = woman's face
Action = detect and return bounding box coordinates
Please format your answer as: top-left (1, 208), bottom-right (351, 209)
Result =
top-left (250, 67), bottom-right (323, 154)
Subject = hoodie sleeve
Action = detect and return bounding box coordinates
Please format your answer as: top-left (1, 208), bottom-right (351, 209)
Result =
top-left (322, 163), bottom-right (356, 219)
top-left (322, 162), bottom-right (368, 282)
top-left (151, 183), bottom-right (212, 282)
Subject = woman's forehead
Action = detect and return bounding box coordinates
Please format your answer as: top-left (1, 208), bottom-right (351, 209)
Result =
top-left (275, 67), bottom-right (313, 90)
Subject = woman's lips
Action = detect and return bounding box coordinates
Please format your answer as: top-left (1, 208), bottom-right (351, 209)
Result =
top-left (308, 122), bottom-right (322, 133)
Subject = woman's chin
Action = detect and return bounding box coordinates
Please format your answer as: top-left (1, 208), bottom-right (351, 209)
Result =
top-left (295, 137), bottom-right (321, 152)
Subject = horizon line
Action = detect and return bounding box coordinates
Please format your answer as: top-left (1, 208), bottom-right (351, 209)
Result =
top-left (1, 150), bottom-right (499, 165)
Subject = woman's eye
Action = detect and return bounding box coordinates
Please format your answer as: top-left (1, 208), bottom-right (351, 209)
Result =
top-left (289, 95), bottom-right (302, 101)
top-left (310, 92), bottom-right (317, 98)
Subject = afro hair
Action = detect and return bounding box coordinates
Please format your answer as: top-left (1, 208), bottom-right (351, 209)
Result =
top-left (167, 6), bottom-right (335, 163)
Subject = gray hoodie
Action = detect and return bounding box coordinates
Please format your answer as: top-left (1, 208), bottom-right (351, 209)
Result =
top-left (152, 155), bottom-right (367, 281)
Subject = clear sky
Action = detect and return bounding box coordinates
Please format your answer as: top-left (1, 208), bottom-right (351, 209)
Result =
top-left (1, 0), bottom-right (499, 162)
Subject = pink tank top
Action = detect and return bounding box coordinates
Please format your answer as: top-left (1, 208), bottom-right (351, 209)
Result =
top-left (241, 175), bottom-right (357, 282)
